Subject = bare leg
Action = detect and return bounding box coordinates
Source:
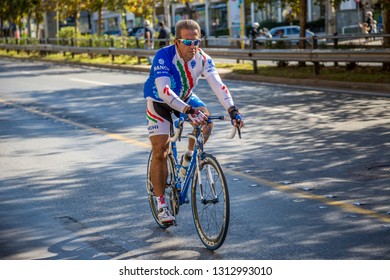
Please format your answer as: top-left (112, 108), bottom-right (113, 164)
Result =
top-left (150, 134), bottom-right (170, 197)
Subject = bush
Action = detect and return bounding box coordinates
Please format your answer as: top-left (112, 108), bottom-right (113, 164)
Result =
top-left (58, 27), bottom-right (81, 39)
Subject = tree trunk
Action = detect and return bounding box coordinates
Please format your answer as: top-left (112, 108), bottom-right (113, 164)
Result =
top-left (383, 2), bottom-right (390, 70)
top-left (27, 15), bottom-right (32, 38)
top-left (98, 8), bottom-right (102, 36)
top-left (298, 0), bottom-right (307, 67)
top-left (34, 10), bottom-right (41, 39)
top-left (74, 11), bottom-right (79, 39)
top-left (185, 2), bottom-right (192, 19)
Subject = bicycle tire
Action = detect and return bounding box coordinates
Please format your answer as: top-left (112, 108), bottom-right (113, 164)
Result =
top-left (146, 151), bottom-right (176, 228)
top-left (191, 153), bottom-right (230, 250)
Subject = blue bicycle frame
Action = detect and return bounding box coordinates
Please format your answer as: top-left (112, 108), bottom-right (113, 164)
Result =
top-left (170, 116), bottom-right (227, 205)
top-left (170, 118), bottom-right (201, 205)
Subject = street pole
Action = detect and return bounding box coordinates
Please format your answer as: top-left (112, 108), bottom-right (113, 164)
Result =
top-left (164, 0), bottom-right (171, 31)
top-left (240, 0), bottom-right (245, 49)
top-left (43, 13), bottom-right (48, 40)
top-left (355, 0), bottom-right (361, 26)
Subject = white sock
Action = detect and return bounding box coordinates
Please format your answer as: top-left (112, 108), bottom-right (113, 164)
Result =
top-left (185, 150), bottom-right (194, 157)
top-left (156, 196), bottom-right (166, 210)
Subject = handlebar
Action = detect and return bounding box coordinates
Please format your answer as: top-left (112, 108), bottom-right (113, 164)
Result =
top-left (170, 115), bottom-right (241, 142)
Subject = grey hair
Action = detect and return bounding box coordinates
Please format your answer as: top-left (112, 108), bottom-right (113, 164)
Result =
top-left (175, 19), bottom-right (201, 39)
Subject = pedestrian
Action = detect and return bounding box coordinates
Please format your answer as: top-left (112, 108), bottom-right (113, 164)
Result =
top-left (249, 22), bottom-right (260, 49)
top-left (144, 20), bottom-right (154, 64)
top-left (359, 22), bottom-right (370, 35)
top-left (249, 22), bottom-right (260, 39)
top-left (360, 11), bottom-right (374, 42)
top-left (157, 21), bottom-right (171, 48)
top-left (365, 11), bottom-right (374, 34)
top-left (372, 20), bottom-right (378, 34)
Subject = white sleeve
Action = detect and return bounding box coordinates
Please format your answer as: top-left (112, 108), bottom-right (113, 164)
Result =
top-left (201, 52), bottom-right (234, 110)
top-left (205, 72), bottom-right (235, 110)
top-left (155, 76), bottom-right (188, 113)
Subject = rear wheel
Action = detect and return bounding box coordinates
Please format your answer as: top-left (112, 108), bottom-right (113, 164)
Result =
top-left (146, 151), bottom-right (176, 228)
top-left (191, 154), bottom-right (229, 250)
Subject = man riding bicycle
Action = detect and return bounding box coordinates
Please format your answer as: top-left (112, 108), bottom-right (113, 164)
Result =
top-left (144, 19), bottom-right (244, 224)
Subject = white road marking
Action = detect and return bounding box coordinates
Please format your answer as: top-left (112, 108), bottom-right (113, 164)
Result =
top-left (69, 78), bottom-right (110, 86)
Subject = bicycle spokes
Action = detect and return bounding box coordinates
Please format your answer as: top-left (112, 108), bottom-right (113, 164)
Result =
top-left (191, 154), bottom-right (229, 250)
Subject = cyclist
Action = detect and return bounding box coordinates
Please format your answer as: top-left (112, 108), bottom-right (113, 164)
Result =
top-left (144, 19), bottom-right (244, 224)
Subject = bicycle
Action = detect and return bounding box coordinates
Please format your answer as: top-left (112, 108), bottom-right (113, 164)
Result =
top-left (146, 115), bottom-right (240, 250)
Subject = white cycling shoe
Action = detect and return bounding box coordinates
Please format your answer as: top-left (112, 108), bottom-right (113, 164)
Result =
top-left (158, 207), bottom-right (175, 224)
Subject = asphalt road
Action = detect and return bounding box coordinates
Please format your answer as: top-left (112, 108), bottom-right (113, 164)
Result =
top-left (1, 57), bottom-right (390, 260)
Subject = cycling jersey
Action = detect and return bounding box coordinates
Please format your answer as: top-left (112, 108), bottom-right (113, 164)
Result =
top-left (146, 94), bottom-right (206, 136)
top-left (143, 44), bottom-right (234, 111)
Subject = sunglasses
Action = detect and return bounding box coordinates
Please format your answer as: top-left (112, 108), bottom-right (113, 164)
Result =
top-left (178, 39), bottom-right (201, 46)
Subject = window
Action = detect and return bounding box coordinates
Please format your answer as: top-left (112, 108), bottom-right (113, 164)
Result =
top-left (288, 27), bottom-right (300, 35)
top-left (209, 2), bottom-right (228, 36)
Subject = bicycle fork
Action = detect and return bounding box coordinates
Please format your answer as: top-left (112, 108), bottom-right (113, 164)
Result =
top-left (196, 155), bottom-right (218, 205)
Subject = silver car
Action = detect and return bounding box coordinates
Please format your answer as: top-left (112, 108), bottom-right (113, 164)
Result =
top-left (256, 25), bottom-right (316, 45)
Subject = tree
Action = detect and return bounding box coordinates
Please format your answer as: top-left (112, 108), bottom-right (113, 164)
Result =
top-left (86, 0), bottom-right (105, 36)
top-left (0, 0), bottom-right (25, 35)
top-left (25, 0), bottom-right (45, 39)
top-left (332, 0), bottom-right (389, 69)
top-left (116, 0), bottom-right (155, 19)
top-left (297, 0), bottom-right (307, 49)
top-left (376, 0), bottom-right (389, 48)
top-left (0, 0), bottom-right (16, 36)
top-left (57, 0), bottom-right (87, 38)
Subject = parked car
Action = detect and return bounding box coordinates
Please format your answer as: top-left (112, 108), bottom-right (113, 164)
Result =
top-left (127, 27), bottom-right (143, 37)
top-left (135, 28), bottom-right (145, 39)
top-left (256, 25), bottom-right (317, 45)
top-left (103, 30), bottom-right (121, 36)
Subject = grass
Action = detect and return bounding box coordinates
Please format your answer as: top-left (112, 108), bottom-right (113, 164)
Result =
top-left (0, 49), bottom-right (147, 65)
top-left (1, 49), bottom-right (389, 84)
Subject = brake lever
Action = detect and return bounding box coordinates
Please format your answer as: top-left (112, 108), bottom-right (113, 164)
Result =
top-left (178, 126), bottom-right (183, 141)
top-left (236, 117), bottom-right (242, 139)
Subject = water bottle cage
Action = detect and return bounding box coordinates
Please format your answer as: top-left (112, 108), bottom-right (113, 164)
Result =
top-left (179, 155), bottom-right (191, 183)
top-left (180, 165), bottom-right (189, 172)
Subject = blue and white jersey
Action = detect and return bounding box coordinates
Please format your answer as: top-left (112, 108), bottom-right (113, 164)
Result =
top-left (143, 44), bottom-right (234, 110)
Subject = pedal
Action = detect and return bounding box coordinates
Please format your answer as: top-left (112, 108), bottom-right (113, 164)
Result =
top-left (162, 220), bottom-right (176, 227)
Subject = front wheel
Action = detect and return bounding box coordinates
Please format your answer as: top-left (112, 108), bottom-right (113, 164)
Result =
top-left (191, 153), bottom-right (230, 250)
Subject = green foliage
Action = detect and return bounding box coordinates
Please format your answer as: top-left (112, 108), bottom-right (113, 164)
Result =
top-left (58, 27), bottom-right (81, 39)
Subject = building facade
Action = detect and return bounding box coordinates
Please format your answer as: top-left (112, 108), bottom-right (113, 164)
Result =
top-left (170, 0), bottom-right (325, 36)
top-left (44, 0), bottom-right (384, 38)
